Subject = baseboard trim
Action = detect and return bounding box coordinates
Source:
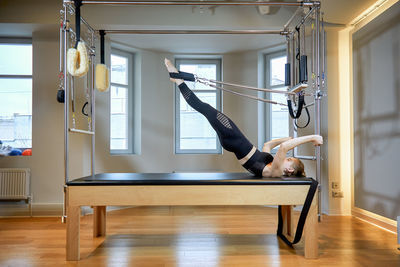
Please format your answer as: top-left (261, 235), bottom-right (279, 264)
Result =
top-left (0, 203), bottom-right (133, 217)
top-left (0, 203), bottom-right (63, 217)
top-left (352, 207), bottom-right (397, 233)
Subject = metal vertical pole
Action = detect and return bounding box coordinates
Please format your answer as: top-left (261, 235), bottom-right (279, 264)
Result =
top-left (90, 32), bottom-right (96, 177)
top-left (314, 4), bottom-right (322, 221)
top-left (290, 34), bottom-right (295, 88)
top-left (289, 32), bottom-right (298, 150)
top-left (62, 3), bottom-right (69, 224)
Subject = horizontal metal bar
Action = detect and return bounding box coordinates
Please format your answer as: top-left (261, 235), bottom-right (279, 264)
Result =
top-left (69, 128), bottom-right (95, 135)
top-left (0, 75), bottom-right (32, 79)
top-left (105, 29), bottom-right (287, 35)
top-left (64, 0), bottom-right (314, 7)
top-left (294, 155), bottom-right (317, 160)
top-left (66, 3), bottom-right (97, 33)
top-left (288, 83), bottom-right (308, 93)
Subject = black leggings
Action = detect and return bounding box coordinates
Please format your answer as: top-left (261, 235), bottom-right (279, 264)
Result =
top-left (178, 83), bottom-right (253, 159)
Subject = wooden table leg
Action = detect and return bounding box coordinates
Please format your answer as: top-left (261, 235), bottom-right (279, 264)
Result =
top-left (66, 205), bottom-right (80, 261)
top-left (281, 205), bottom-right (293, 237)
top-left (304, 197), bottom-right (318, 259)
top-left (93, 206), bottom-right (106, 237)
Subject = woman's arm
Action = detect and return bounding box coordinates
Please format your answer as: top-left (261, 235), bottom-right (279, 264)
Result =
top-left (269, 135), bottom-right (323, 176)
top-left (262, 137), bottom-right (293, 153)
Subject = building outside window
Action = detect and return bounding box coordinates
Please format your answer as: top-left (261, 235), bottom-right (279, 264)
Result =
top-left (175, 58), bottom-right (222, 154)
top-left (0, 41), bottom-right (32, 152)
top-left (265, 52), bottom-right (288, 150)
top-left (110, 48), bottom-right (133, 154)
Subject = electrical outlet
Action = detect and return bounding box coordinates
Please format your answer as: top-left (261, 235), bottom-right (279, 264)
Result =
top-left (332, 182), bottom-right (340, 189)
top-left (332, 191), bottom-right (344, 198)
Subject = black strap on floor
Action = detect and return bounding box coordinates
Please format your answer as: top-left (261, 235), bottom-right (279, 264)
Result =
top-left (169, 71), bottom-right (196, 82)
top-left (287, 94), bottom-right (305, 119)
top-left (277, 178), bottom-right (318, 247)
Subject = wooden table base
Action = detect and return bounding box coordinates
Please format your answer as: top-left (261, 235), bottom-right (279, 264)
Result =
top-left (65, 184), bottom-right (318, 261)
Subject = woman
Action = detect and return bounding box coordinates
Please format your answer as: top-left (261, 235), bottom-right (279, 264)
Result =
top-left (165, 58), bottom-right (323, 177)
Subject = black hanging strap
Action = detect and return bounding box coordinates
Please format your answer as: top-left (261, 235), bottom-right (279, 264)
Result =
top-left (287, 94), bottom-right (305, 119)
top-left (295, 102), bottom-right (310, 129)
top-left (99, 30), bottom-right (105, 64)
top-left (277, 178), bottom-right (318, 246)
top-left (74, 0), bottom-right (83, 48)
top-left (169, 71), bottom-right (196, 82)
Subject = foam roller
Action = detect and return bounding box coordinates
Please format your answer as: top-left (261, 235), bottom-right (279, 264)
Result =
top-left (95, 64), bottom-right (110, 92)
top-left (67, 41), bottom-right (89, 77)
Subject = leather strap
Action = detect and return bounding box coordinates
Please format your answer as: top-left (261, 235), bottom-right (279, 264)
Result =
top-left (277, 178), bottom-right (318, 246)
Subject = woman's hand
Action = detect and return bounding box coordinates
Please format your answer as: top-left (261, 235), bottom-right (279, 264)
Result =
top-left (262, 137), bottom-right (293, 153)
top-left (312, 135), bottom-right (323, 146)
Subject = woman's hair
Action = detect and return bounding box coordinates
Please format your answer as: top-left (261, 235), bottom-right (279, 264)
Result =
top-left (291, 158), bottom-right (306, 177)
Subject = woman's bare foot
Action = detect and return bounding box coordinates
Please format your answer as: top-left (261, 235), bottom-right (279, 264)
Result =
top-left (164, 58), bottom-right (183, 85)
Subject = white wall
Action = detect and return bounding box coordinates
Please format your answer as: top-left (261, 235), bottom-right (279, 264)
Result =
top-left (0, 36), bottom-right (262, 215)
top-left (0, 34), bottom-right (66, 215)
top-left (352, 2), bottom-right (400, 221)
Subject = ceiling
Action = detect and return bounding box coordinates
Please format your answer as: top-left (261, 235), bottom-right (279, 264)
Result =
top-left (0, 0), bottom-right (379, 53)
top-left (97, 0), bottom-right (378, 53)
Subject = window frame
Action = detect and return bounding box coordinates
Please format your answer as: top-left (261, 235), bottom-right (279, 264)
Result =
top-left (174, 58), bottom-right (222, 154)
top-left (109, 48), bottom-right (134, 154)
top-left (264, 50), bottom-right (288, 154)
top-left (0, 39), bottom-right (33, 150)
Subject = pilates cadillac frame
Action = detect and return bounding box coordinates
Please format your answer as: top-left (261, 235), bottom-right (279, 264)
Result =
top-left (60, 0), bottom-right (325, 261)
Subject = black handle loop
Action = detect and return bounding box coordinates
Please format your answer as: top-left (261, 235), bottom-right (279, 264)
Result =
top-left (82, 101), bottom-right (88, 116)
top-left (74, 0), bottom-right (82, 48)
top-left (99, 30), bottom-right (106, 64)
top-left (295, 101), bottom-right (310, 129)
top-left (287, 93), bottom-right (304, 119)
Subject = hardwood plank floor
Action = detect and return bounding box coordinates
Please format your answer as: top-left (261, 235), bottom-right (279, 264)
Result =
top-left (0, 206), bottom-right (399, 266)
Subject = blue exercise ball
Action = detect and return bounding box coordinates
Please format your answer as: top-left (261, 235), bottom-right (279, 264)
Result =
top-left (9, 149), bottom-right (22, 156)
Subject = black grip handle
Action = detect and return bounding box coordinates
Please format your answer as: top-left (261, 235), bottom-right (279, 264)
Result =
top-left (299, 55), bottom-right (308, 83)
top-left (57, 89), bottom-right (65, 103)
top-left (285, 63), bottom-right (291, 86)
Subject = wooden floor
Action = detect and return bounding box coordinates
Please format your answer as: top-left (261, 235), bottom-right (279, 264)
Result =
top-left (0, 206), bottom-right (398, 267)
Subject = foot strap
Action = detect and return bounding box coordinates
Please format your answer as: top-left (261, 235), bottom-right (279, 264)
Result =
top-left (169, 71), bottom-right (196, 82)
top-left (277, 178), bottom-right (318, 246)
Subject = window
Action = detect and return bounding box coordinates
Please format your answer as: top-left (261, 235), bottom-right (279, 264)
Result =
top-left (0, 41), bottom-right (32, 150)
top-left (175, 58), bottom-right (222, 154)
top-left (110, 49), bottom-right (133, 154)
top-left (265, 52), bottom-right (288, 147)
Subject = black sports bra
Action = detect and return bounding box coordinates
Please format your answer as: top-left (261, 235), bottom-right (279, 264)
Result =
top-left (242, 149), bottom-right (274, 177)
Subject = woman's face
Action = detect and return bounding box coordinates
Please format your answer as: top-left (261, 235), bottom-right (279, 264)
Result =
top-left (282, 157), bottom-right (295, 175)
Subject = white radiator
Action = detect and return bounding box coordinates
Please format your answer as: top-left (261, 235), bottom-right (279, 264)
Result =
top-left (0, 168), bottom-right (32, 216)
top-left (0, 168), bottom-right (31, 200)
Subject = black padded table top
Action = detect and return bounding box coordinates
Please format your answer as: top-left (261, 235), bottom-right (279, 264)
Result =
top-left (67, 173), bottom-right (314, 186)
